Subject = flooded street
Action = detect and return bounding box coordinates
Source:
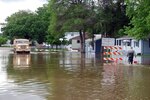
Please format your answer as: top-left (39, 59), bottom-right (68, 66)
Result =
top-left (0, 48), bottom-right (150, 100)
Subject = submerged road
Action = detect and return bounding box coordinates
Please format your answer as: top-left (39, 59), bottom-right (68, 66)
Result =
top-left (0, 48), bottom-right (150, 100)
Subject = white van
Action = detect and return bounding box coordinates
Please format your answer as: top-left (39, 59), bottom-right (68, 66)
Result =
top-left (13, 39), bottom-right (30, 53)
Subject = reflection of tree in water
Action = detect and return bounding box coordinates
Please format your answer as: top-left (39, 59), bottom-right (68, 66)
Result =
top-left (80, 53), bottom-right (85, 69)
top-left (6, 52), bottom-right (73, 99)
top-left (7, 54), bottom-right (48, 81)
top-left (101, 64), bottom-right (128, 100)
top-left (6, 52), bottom-right (149, 100)
top-left (7, 53), bottom-right (62, 80)
top-left (126, 66), bottom-right (150, 100)
top-left (47, 53), bottom-right (104, 100)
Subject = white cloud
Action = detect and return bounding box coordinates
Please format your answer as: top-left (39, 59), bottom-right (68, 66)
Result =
top-left (0, 0), bottom-right (47, 23)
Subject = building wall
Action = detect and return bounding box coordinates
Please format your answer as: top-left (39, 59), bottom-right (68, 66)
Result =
top-left (132, 40), bottom-right (142, 55)
top-left (71, 39), bottom-right (80, 50)
top-left (85, 42), bottom-right (93, 52)
top-left (115, 39), bottom-right (142, 55)
top-left (64, 32), bottom-right (79, 41)
top-left (95, 39), bottom-right (101, 53)
top-left (115, 38), bottom-right (150, 55)
top-left (142, 39), bottom-right (150, 55)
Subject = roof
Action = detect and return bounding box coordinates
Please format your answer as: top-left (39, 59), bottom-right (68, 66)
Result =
top-left (14, 39), bottom-right (29, 41)
top-left (65, 32), bottom-right (79, 35)
top-left (71, 33), bottom-right (89, 40)
top-left (86, 34), bottom-right (101, 42)
top-left (64, 32), bottom-right (80, 41)
top-left (116, 36), bottom-right (133, 40)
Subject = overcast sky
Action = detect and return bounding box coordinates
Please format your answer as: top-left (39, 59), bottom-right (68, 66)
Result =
top-left (0, 0), bottom-right (48, 23)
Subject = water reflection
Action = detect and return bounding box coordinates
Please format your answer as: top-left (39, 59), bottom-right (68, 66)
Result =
top-left (1, 50), bottom-right (150, 100)
top-left (13, 54), bottom-right (31, 68)
top-left (115, 55), bottom-right (150, 65)
top-left (6, 53), bottom-right (51, 100)
top-left (101, 63), bottom-right (127, 100)
top-left (59, 52), bottom-right (102, 72)
top-left (133, 56), bottom-right (150, 65)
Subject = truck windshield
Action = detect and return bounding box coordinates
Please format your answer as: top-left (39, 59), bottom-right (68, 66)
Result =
top-left (16, 41), bottom-right (29, 44)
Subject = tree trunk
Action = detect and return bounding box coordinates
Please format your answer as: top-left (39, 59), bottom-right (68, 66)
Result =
top-left (79, 30), bottom-right (85, 53)
top-left (91, 33), bottom-right (94, 50)
top-left (82, 30), bottom-right (86, 53)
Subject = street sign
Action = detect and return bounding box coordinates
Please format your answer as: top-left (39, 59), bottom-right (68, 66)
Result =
top-left (102, 38), bottom-right (115, 46)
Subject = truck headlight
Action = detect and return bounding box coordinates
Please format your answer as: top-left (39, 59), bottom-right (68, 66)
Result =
top-left (17, 46), bottom-right (21, 49)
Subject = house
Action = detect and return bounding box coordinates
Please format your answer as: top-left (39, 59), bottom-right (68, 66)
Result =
top-left (64, 32), bottom-right (79, 41)
top-left (85, 34), bottom-right (102, 53)
top-left (115, 36), bottom-right (150, 55)
top-left (70, 33), bottom-right (89, 51)
top-left (70, 34), bottom-right (102, 53)
top-left (64, 32), bottom-right (79, 51)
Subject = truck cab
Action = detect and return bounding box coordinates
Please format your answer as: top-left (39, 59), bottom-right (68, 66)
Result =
top-left (13, 39), bottom-right (30, 53)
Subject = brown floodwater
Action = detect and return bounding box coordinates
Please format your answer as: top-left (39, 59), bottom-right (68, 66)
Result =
top-left (0, 48), bottom-right (150, 100)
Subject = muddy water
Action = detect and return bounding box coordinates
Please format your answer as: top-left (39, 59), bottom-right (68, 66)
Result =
top-left (0, 49), bottom-right (150, 100)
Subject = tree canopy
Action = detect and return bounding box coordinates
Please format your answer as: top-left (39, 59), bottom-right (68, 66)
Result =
top-left (47, 0), bottom-right (96, 38)
top-left (2, 4), bottom-right (50, 44)
top-left (47, 0), bottom-right (129, 37)
top-left (2, 0), bottom-right (149, 47)
top-left (125, 0), bottom-right (150, 40)
top-left (2, 10), bottom-right (36, 40)
top-left (95, 0), bottom-right (129, 37)
top-left (0, 36), bottom-right (7, 46)
top-left (47, 0), bottom-right (98, 52)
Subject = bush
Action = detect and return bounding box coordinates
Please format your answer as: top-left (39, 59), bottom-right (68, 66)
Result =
top-left (0, 36), bottom-right (7, 46)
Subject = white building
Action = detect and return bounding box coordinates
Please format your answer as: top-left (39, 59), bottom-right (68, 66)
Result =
top-left (85, 34), bottom-right (102, 53)
top-left (64, 32), bottom-right (79, 41)
top-left (115, 36), bottom-right (150, 55)
top-left (64, 32), bottom-right (80, 51)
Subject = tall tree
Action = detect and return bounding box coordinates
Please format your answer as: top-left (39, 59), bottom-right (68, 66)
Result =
top-left (2, 4), bottom-right (50, 44)
top-left (124, 0), bottom-right (150, 40)
top-left (48, 0), bottom-right (97, 53)
top-left (96, 0), bottom-right (129, 37)
top-left (2, 10), bottom-right (36, 40)
top-left (35, 4), bottom-right (51, 43)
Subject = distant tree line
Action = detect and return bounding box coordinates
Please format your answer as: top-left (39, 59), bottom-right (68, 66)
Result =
top-left (2, 4), bottom-right (50, 45)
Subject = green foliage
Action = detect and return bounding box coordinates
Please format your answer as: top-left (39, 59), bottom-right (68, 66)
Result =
top-left (125, 0), bottom-right (150, 39)
top-left (35, 4), bottom-right (51, 43)
top-left (47, 0), bottom-right (97, 52)
top-left (1, 0), bottom-right (132, 47)
top-left (95, 0), bottom-right (129, 37)
top-left (0, 36), bottom-right (7, 46)
top-left (3, 10), bottom-right (36, 40)
top-left (2, 4), bottom-right (50, 44)
top-left (48, 0), bottom-right (97, 34)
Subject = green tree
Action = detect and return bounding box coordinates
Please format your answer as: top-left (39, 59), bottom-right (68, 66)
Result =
top-left (35, 4), bottom-right (51, 44)
top-left (125, 0), bottom-right (150, 40)
top-left (47, 0), bottom-right (129, 52)
top-left (47, 0), bottom-right (97, 53)
top-left (2, 4), bottom-right (50, 44)
top-left (2, 10), bottom-right (36, 40)
top-left (95, 0), bottom-right (129, 37)
top-left (0, 36), bottom-right (7, 46)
